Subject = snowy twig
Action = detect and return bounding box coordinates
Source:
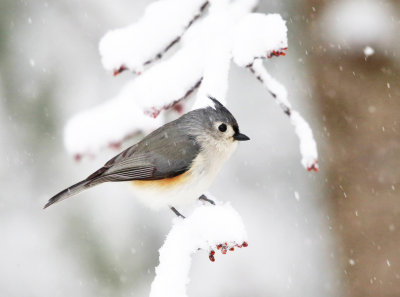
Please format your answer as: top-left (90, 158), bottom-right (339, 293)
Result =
top-left (99, 0), bottom-right (209, 74)
top-left (145, 78), bottom-right (203, 118)
top-left (140, 1), bottom-right (209, 69)
top-left (249, 59), bottom-right (319, 171)
top-left (150, 202), bottom-right (247, 297)
top-left (231, 13), bottom-right (288, 67)
top-left (64, 95), bottom-right (163, 158)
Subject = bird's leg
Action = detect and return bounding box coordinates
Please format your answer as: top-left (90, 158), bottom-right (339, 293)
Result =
top-left (198, 194), bottom-right (215, 205)
top-left (170, 206), bottom-right (185, 219)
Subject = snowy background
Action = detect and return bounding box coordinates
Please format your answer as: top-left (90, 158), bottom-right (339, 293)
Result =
top-left (1, 0), bottom-right (399, 297)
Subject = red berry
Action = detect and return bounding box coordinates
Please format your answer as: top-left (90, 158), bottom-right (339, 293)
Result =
top-left (113, 65), bottom-right (127, 76)
top-left (242, 241), bottom-right (248, 247)
top-left (145, 107), bottom-right (161, 119)
top-left (307, 161), bottom-right (319, 172)
top-left (209, 255), bottom-right (215, 262)
top-left (173, 103), bottom-right (184, 114)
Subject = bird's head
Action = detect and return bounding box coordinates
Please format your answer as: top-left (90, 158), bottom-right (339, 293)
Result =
top-left (184, 96), bottom-right (250, 152)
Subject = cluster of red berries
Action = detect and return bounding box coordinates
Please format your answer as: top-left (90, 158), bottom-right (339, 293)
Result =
top-left (144, 107), bottom-right (162, 119)
top-left (267, 47), bottom-right (288, 59)
top-left (307, 160), bottom-right (319, 172)
top-left (208, 241), bottom-right (248, 262)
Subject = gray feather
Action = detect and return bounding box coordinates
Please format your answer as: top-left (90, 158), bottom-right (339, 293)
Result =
top-left (43, 178), bottom-right (103, 209)
top-left (90, 118), bottom-right (201, 182)
top-left (44, 115), bottom-right (201, 208)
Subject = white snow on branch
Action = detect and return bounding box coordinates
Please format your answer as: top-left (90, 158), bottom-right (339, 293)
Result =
top-left (131, 0), bottom-right (259, 113)
top-left (250, 59), bottom-right (318, 171)
top-left (150, 202), bottom-right (247, 297)
top-left (192, 31), bottom-right (232, 109)
top-left (232, 13), bottom-right (288, 67)
top-left (290, 111), bottom-right (318, 171)
top-left (99, 0), bottom-right (208, 74)
top-left (128, 42), bottom-right (206, 117)
top-left (64, 94), bottom-right (162, 158)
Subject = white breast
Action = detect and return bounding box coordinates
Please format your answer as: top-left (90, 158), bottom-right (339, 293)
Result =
top-left (129, 140), bottom-right (238, 210)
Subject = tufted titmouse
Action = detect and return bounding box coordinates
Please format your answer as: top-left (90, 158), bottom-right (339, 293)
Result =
top-left (44, 97), bottom-right (249, 217)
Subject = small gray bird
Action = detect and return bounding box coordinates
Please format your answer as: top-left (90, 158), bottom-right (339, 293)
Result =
top-left (44, 96), bottom-right (249, 217)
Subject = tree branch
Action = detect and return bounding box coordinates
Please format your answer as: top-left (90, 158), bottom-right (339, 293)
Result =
top-left (100, 0), bottom-right (209, 75)
top-left (249, 59), bottom-right (319, 171)
top-left (150, 202), bottom-right (247, 297)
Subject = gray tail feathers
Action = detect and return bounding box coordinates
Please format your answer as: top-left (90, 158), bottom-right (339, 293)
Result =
top-left (43, 177), bottom-right (104, 209)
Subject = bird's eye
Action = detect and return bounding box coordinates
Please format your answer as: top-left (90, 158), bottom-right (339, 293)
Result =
top-left (218, 123), bottom-right (227, 132)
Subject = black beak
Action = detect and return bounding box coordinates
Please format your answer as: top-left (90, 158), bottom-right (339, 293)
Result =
top-left (233, 132), bottom-right (250, 141)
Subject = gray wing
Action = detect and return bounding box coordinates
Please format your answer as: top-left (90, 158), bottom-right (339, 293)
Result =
top-left (44, 120), bottom-right (200, 209)
top-left (89, 125), bottom-right (200, 182)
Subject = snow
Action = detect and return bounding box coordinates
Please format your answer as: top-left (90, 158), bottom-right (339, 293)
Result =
top-left (232, 13), bottom-right (287, 67)
top-left (251, 59), bottom-right (291, 107)
top-left (123, 41), bottom-right (205, 116)
top-left (64, 94), bottom-right (162, 156)
top-left (192, 30), bottom-right (232, 109)
top-left (251, 59), bottom-right (318, 171)
top-left (191, 95), bottom-right (218, 111)
top-left (290, 111), bottom-right (318, 170)
top-left (363, 46), bottom-right (375, 57)
top-left (99, 0), bottom-right (207, 73)
top-left (150, 202), bottom-right (247, 297)
top-left (107, 0), bottom-right (260, 113)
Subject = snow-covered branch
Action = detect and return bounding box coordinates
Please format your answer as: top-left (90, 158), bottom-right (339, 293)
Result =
top-left (99, 0), bottom-right (209, 74)
top-left (64, 89), bottom-right (163, 158)
top-left (150, 202), bottom-right (247, 297)
top-left (65, 0), bottom-right (318, 172)
top-left (249, 59), bottom-right (318, 171)
top-left (231, 13), bottom-right (288, 67)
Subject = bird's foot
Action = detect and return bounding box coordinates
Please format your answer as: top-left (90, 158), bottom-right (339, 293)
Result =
top-left (170, 206), bottom-right (185, 219)
top-left (199, 194), bottom-right (215, 205)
